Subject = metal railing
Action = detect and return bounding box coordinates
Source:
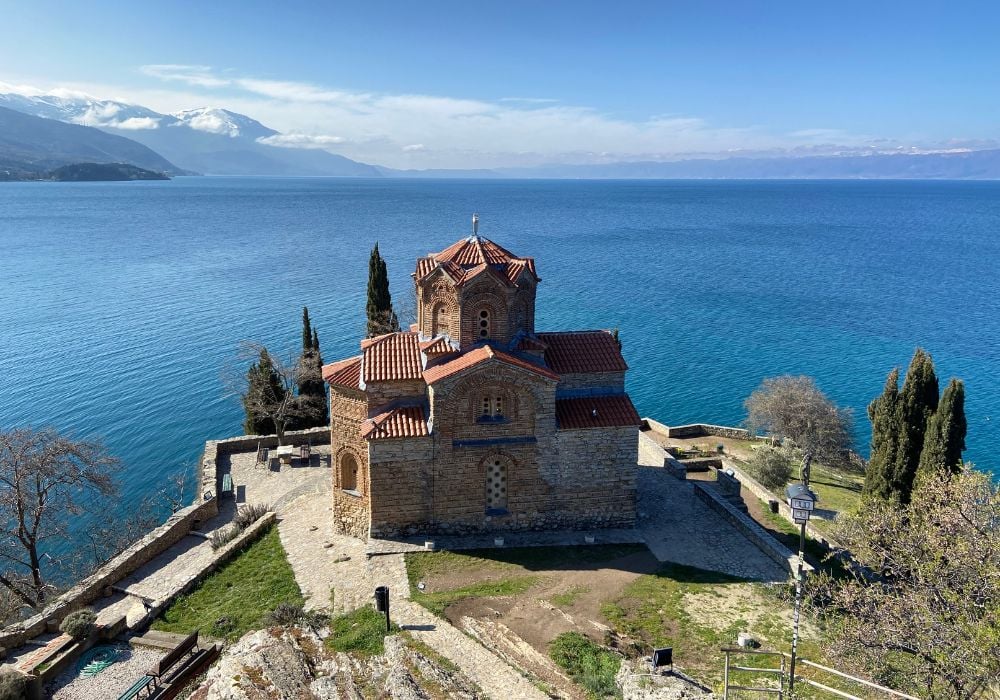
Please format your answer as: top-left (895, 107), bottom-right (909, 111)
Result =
top-left (722, 648), bottom-right (922, 700)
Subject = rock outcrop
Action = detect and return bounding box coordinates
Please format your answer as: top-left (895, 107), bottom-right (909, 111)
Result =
top-left (188, 626), bottom-right (481, 699)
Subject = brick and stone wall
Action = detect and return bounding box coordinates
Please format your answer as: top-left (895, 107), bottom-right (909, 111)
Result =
top-left (330, 387), bottom-right (370, 537)
top-left (365, 362), bottom-right (637, 538)
top-left (0, 500), bottom-right (216, 652)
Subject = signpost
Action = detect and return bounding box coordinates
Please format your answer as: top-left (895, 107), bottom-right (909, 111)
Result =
top-left (785, 483), bottom-right (816, 695)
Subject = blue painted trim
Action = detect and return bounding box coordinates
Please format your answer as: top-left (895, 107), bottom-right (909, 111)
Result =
top-left (452, 436), bottom-right (538, 448)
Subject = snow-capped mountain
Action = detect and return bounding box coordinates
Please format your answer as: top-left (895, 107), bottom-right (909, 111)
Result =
top-left (0, 91), bottom-right (379, 177)
top-left (169, 108), bottom-right (277, 140)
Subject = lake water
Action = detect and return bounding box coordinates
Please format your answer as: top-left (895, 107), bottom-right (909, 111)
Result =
top-left (1, 177), bottom-right (998, 518)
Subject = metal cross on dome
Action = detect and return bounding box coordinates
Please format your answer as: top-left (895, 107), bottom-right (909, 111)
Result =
top-left (472, 213), bottom-right (479, 236)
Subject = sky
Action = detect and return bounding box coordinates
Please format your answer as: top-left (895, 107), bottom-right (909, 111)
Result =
top-left (1, 0), bottom-right (998, 169)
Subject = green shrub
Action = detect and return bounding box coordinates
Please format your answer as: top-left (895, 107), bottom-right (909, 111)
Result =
top-left (59, 608), bottom-right (97, 639)
top-left (748, 446), bottom-right (794, 491)
top-left (549, 632), bottom-right (621, 699)
top-left (210, 525), bottom-right (240, 550)
top-left (265, 601), bottom-right (327, 629)
top-left (0, 672), bottom-right (26, 700)
top-left (234, 502), bottom-right (271, 530)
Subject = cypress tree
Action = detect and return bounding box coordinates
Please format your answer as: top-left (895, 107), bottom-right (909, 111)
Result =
top-left (863, 367), bottom-right (900, 501)
top-left (302, 307), bottom-right (312, 351)
top-left (918, 378), bottom-right (966, 477)
top-left (312, 328), bottom-right (320, 353)
top-left (366, 243), bottom-right (400, 336)
top-left (892, 348), bottom-right (939, 504)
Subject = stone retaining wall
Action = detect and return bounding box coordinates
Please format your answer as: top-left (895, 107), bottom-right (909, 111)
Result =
top-left (638, 431), bottom-right (687, 479)
top-left (719, 458), bottom-right (845, 553)
top-left (664, 423), bottom-right (752, 440)
top-left (0, 500), bottom-right (216, 652)
top-left (129, 512), bottom-right (277, 633)
top-left (691, 481), bottom-right (805, 576)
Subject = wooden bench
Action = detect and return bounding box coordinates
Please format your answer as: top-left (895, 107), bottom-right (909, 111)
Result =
top-left (116, 674), bottom-right (154, 700)
top-left (148, 630), bottom-right (199, 683)
top-left (299, 443), bottom-right (310, 462)
top-left (220, 473), bottom-right (233, 498)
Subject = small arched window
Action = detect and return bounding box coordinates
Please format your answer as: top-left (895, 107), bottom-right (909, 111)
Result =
top-left (478, 308), bottom-right (491, 339)
top-left (340, 453), bottom-right (359, 493)
top-left (432, 303), bottom-right (447, 337)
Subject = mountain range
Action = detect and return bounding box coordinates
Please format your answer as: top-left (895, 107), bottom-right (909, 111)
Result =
top-left (0, 93), bottom-right (379, 177)
top-left (2, 89), bottom-right (999, 180)
top-left (0, 105), bottom-right (184, 179)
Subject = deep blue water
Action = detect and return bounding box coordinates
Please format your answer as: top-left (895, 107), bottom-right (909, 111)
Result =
top-left (1, 178), bottom-right (998, 518)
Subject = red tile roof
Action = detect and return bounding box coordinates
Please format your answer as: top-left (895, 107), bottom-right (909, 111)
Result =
top-left (423, 345), bottom-right (559, 384)
top-left (436, 236), bottom-right (519, 267)
top-left (322, 356), bottom-right (362, 390)
top-left (420, 337), bottom-right (456, 355)
top-left (537, 331), bottom-right (628, 374)
top-left (361, 405), bottom-right (429, 440)
top-left (414, 236), bottom-right (539, 288)
top-left (514, 335), bottom-right (549, 353)
top-left (556, 395), bottom-right (641, 430)
top-left (361, 332), bottom-right (423, 382)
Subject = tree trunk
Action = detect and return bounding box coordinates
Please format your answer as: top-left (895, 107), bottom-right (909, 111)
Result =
top-left (801, 451), bottom-right (813, 488)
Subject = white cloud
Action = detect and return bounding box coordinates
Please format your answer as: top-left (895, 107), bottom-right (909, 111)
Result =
top-left (179, 111), bottom-right (233, 135)
top-left (115, 116), bottom-right (160, 130)
top-left (140, 64), bottom-right (229, 88)
top-left (8, 67), bottom-right (912, 169)
top-left (257, 133), bottom-right (346, 149)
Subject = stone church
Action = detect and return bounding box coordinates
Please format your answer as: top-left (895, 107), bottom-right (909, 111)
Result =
top-left (323, 221), bottom-right (640, 539)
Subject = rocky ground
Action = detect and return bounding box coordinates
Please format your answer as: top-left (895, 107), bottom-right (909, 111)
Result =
top-left (186, 624), bottom-right (485, 700)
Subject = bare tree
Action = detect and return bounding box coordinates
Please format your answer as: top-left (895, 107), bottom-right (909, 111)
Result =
top-left (0, 428), bottom-right (118, 611)
top-left (225, 342), bottom-right (305, 445)
top-left (812, 464), bottom-right (1000, 698)
top-left (745, 375), bottom-right (853, 485)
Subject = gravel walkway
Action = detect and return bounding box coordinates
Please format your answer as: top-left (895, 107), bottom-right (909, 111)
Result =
top-left (46, 645), bottom-right (161, 700)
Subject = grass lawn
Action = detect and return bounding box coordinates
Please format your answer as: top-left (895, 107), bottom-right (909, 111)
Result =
top-left (152, 525), bottom-right (303, 641)
top-left (326, 605), bottom-right (398, 656)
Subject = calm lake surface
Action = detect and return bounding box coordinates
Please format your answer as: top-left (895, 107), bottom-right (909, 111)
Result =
top-left (1, 177), bottom-right (998, 515)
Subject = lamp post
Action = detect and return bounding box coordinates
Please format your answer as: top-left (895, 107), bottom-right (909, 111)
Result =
top-left (785, 483), bottom-right (816, 696)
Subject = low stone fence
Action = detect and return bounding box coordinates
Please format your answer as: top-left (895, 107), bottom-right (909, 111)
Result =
top-left (666, 423), bottom-right (751, 440)
top-left (719, 458), bottom-right (845, 553)
top-left (692, 481), bottom-right (806, 576)
top-left (0, 500), bottom-right (216, 653)
top-left (130, 512), bottom-right (277, 633)
top-left (198, 427), bottom-right (329, 507)
top-left (638, 427), bottom-right (687, 479)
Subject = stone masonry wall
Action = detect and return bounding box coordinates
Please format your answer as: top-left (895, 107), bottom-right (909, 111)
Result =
top-left (330, 387), bottom-right (370, 537)
top-left (552, 426), bottom-right (637, 528)
top-left (366, 361), bottom-right (638, 538)
top-left (0, 501), bottom-right (216, 652)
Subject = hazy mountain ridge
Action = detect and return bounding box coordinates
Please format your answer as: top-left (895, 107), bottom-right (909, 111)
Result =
top-left (3, 90), bottom-right (999, 179)
top-left (0, 105), bottom-right (185, 178)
